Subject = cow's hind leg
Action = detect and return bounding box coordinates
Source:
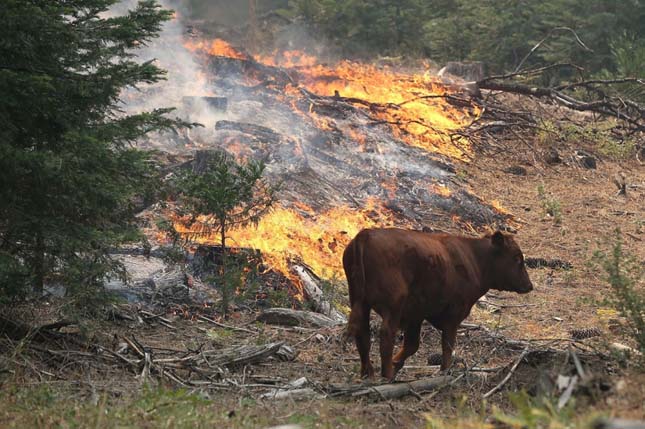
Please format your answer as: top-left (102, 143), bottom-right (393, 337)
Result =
top-left (379, 310), bottom-right (401, 380)
top-left (392, 321), bottom-right (422, 375)
top-left (351, 303), bottom-right (374, 378)
top-left (440, 324), bottom-right (458, 371)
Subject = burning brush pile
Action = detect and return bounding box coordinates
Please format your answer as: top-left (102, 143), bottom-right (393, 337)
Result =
top-left (137, 36), bottom-right (512, 299)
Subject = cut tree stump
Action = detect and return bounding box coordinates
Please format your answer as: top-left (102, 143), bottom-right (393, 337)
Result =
top-left (256, 308), bottom-right (341, 328)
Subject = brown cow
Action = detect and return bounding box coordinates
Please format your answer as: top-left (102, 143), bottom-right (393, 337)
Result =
top-left (343, 228), bottom-right (533, 380)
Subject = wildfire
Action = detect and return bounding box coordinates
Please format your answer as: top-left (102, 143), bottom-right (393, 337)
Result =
top-left (174, 38), bottom-right (484, 290)
top-left (286, 59), bottom-right (473, 159)
top-left (184, 40), bottom-right (477, 160)
top-left (173, 199), bottom-right (402, 287)
top-left (255, 50), bottom-right (318, 68)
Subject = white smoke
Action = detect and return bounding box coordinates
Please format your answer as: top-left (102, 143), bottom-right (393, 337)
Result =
top-left (111, 0), bottom-right (224, 143)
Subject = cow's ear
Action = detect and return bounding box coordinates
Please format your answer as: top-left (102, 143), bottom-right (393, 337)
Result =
top-left (491, 231), bottom-right (505, 248)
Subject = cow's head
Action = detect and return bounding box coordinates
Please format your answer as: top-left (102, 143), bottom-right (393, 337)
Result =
top-left (489, 231), bottom-right (533, 294)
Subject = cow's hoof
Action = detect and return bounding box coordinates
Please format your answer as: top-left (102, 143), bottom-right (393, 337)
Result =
top-left (360, 366), bottom-right (375, 379)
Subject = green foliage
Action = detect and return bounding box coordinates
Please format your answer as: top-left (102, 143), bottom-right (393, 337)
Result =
top-left (492, 391), bottom-right (582, 429)
top-left (174, 152), bottom-right (278, 315)
top-left (2, 384), bottom-right (370, 428)
top-left (319, 274), bottom-right (349, 314)
top-left (537, 185), bottom-right (562, 225)
top-left (596, 137), bottom-right (637, 160)
top-left (288, 0), bottom-right (433, 58)
top-left (536, 120), bottom-right (559, 146)
top-left (175, 151), bottom-right (279, 251)
top-left (0, 0), bottom-right (189, 300)
top-left (287, 0), bottom-right (645, 79)
top-left (268, 287), bottom-right (293, 308)
top-left (609, 32), bottom-right (645, 79)
top-left (425, 391), bottom-right (601, 429)
top-left (592, 230), bottom-right (645, 357)
top-left (536, 120), bottom-right (636, 160)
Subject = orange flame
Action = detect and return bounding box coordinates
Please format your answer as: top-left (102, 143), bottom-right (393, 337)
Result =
top-left (184, 38), bottom-right (247, 60)
top-left (431, 184), bottom-right (452, 198)
top-left (173, 199), bottom-right (403, 287)
top-left (184, 40), bottom-right (477, 160)
top-left (176, 39), bottom-right (484, 286)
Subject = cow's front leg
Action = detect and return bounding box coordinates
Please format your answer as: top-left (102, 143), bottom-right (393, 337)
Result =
top-left (379, 312), bottom-right (399, 380)
top-left (440, 324), bottom-right (458, 371)
top-left (393, 321), bottom-right (422, 375)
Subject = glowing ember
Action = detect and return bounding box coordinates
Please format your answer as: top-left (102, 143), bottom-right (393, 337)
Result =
top-left (490, 199), bottom-right (511, 214)
top-left (431, 183), bottom-right (452, 198)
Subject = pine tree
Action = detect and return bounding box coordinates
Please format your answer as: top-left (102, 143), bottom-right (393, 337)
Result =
top-left (174, 150), bottom-right (279, 315)
top-left (0, 0), bottom-right (187, 298)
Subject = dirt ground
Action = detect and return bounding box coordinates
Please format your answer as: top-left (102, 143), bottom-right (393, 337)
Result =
top-left (1, 137), bottom-right (644, 428)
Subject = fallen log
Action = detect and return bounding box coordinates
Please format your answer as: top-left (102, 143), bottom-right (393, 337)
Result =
top-left (330, 376), bottom-right (454, 401)
top-left (0, 315), bottom-right (75, 342)
top-left (476, 73), bottom-right (645, 132)
top-left (256, 308), bottom-right (341, 328)
top-left (291, 265), bottom-right (347, 324)
top-left (260, 387), bottom-right (323, 401)
top-left (201, 342), bottom-right (294, 368)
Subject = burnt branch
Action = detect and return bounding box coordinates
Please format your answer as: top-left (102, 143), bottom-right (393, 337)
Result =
top-left (475, 76), bottom-right (645, 134)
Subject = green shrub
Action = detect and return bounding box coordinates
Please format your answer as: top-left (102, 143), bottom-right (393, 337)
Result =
top-left (537, 185), bottom-right (562, 225)
top-left (593, 230), bottom-right (645, 357)
top-left (492, 391), bottom-right (588, 429)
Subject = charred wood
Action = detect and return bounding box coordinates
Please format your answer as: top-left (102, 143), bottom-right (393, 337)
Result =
top-left (215, 120), bottom-right (282, 144)
top-left (182, 96), bottom-right (228, 112)
top-left (208, 56), bottom-right (294, 88)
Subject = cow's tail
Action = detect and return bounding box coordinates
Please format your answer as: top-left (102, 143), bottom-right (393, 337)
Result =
top-left (345, 233), bottom-right (367, 338)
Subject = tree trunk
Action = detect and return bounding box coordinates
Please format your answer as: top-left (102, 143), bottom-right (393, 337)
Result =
top-left (220, 216), bottom-right (230, 316)
top-left (220, 217), bottom-right (227, 271)
top-left (33, 229), bottom-right (45, 294)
